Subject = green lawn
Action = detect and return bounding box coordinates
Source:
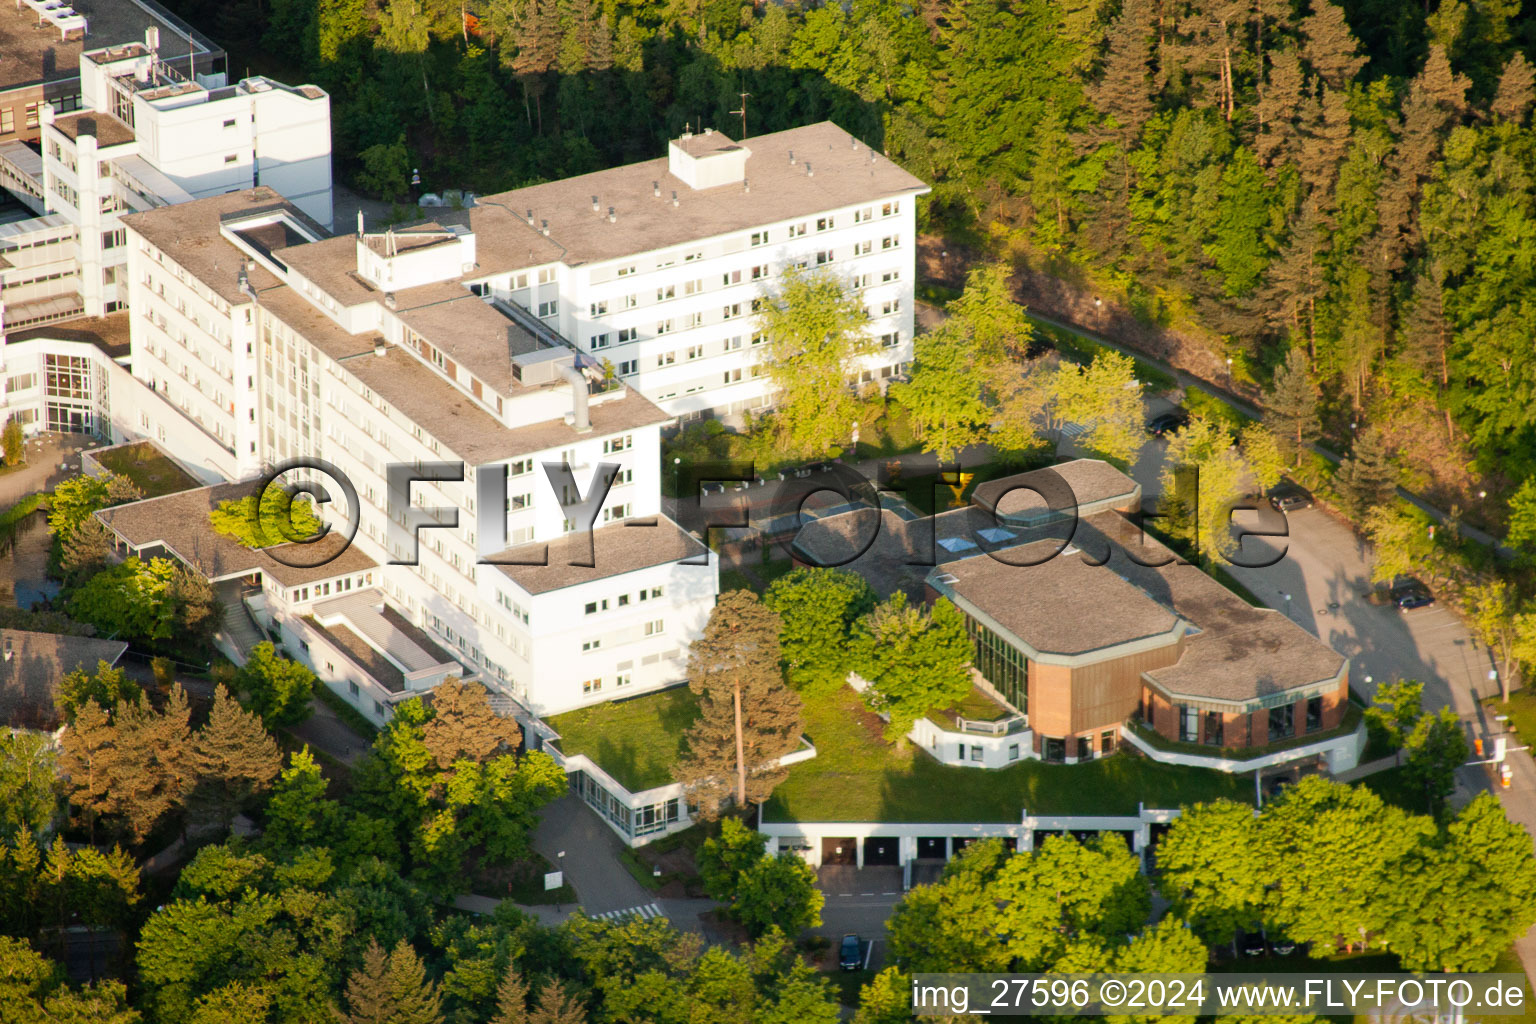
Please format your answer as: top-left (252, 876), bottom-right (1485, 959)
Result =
top-left (762, 689), bottom-right (1254, 823)
top-left (928, 684), bottom-right (1012, 724)
top-left (1487, 690), bottom-right (1536, 747)
top-left (547, 686), bottom-right (701, 792)
top-left (93, 441), bottom-right (197, 498)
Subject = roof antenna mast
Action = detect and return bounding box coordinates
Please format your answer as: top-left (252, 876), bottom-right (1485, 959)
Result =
top-left (730, 92), bottom-right (750, 139)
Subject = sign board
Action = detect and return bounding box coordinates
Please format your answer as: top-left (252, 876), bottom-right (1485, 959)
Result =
top-left (544, 871), bottom-right (563, 891)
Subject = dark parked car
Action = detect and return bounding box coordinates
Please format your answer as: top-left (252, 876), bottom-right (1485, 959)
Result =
top-left (1146, 411), bottom-right (1190, 438)
top-left (1392, 579), bottom-right (1435, 611)
top-left (1239, 929), bottom-right (1268, 957)
top-left (839, 933), bottom-right (863, 971)
top-left (1268, 482), bottom-right (1314, 513)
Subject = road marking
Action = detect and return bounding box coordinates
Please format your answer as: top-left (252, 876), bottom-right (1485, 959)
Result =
top-left (593, 902), bottom-right (665, 922)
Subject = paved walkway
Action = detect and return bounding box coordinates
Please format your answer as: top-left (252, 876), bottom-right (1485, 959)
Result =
top-left (0, 432), bottom-right (97, 506)
top-left (530, 794), bottom-right (655, 915)
top-left (287, 695), bottom-right (372, 765)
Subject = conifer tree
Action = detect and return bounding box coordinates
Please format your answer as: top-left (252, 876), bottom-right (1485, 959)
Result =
top-left (57, 699), bottom-right (118, 843)
top-left (1087, 0), bottom-right (1155, 143)
top-left (192, 686), bottom-right (282, 835)
top-left (679, 591), bottom-right (801, 816)
top-left (1299, 0), bottom-right (1364, 90)
top-left (1263, 348), bottom-right (1320, 466)
top-left (489, 967), bottom-right (532, 1024)
top-left (339, 939), bottom-right (395, 1024)
top-left (382, 940), bottom-right (443, 1024)
top-left (530, 978), bottom-right (587, 1024)
top-left (108, 687), bottom-right (193, 843)
top-left (1334, 425), bottom-right (1397, 518)
top-left (59, 515), bottom-right (112, 584)
top-left (1491, 53), bottom-right (1535, 123)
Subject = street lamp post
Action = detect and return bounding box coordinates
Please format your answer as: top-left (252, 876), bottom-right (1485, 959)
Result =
top-left (1280, 591), bottom-right (1292, 621)
top-left (673, 456), bottom-right (681, 499)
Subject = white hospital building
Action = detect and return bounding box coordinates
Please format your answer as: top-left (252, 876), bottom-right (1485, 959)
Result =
top-left (3, 117), bottom-right (926, 841)
top-left (0, 30), bottom-right (330, 330)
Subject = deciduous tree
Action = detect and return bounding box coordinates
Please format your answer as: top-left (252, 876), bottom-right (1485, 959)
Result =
top-left (234, 643), bottom-right (315, 728)
top-left (1155, 799), bottom-right (1266, 947)
top-left (755, 265), bottom-right (875, 459)
top-left (850, 593), bottom-right (972, 741)
top-left (762, 568), bottom-right (876, 694)
top-left (420, 678), bottom-right (521, 769)
top-left (1403, 707), bottom-right (1469, 817)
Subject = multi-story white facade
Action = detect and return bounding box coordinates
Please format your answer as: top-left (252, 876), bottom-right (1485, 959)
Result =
top-left (8, 119), bottom-right (928, 843)
top-left (471, 122), bottom-right (928, 421)
top-left (112, 187), bottom-right (718, 725)
top-left (0, 37), bottom-right (329, 330)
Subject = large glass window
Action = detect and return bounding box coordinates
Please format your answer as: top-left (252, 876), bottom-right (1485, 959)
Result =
top-left (964, 613), bottom-right (1027, 714)
top-left (1180, 706), bottom-right (1199, 742)
top-left (1306, 696), bottom-right (1323, 733)
top-left (1268, 704), bottom-right (1295, 741)
top-left (1204, 711), bottom-right (1224, 747)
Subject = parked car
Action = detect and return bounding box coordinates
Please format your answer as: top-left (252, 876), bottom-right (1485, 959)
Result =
top-left (839, 933), bottom-right (863, 971)
top-left (1268, 482), bottom-right (1314, 513)
top-left (1146, 411), bottom-right (1190, 438)
top-left (1391, 578), bottom-right (1435, 611)
top-left (1270, 933), bottom-right (1298, 956)
top-left (1239, 928), bottom-right (1268, 957)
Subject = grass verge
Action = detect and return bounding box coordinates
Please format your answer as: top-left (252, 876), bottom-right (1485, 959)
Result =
top-left (763, 688), bottom-right (1254, 823)
top-left (92, 441), bottom-right (197, 499)
top-left (547, 686), bottom-right (700, 793)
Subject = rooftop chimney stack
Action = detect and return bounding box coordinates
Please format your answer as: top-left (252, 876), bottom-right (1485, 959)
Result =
top-left (671, 191), bottom-right (679, 208)
top-left (607, 207), bottom-right (616, 223)
top-left (356, 209), bottom-right (364, 237)
top-left (591, 195), bottom-right (600, 213)
top-left (743, 178), bottom-right (750, 193)
top-left (541, 220), bottom-right (550, 236)
top-left (806, 162), bottom-right (813, 177)
top-left (526, 209), bottom-right (534, 224)
top-left (788, 149), bottom-right (795, 165)
top-left (652, 180), bottom-right (660, 198)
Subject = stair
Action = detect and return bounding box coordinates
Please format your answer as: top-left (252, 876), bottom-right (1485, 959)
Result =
top-left (218, 585), bottom-right (266, 661)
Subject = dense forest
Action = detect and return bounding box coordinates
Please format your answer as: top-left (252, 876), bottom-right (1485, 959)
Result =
top-left (158, 0), bottom-right (1536, 508)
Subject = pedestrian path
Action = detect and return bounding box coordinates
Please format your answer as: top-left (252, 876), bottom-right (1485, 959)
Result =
top-left (591, 902), bottom-right (666, 923)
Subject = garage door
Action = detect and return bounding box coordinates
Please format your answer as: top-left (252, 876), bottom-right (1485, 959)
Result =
top-left (916, 836), bottom-right (947, 859)
top-left (821, 837), bottom-right (857, 865)
top-left (863, 837), bottom-right (899, 866)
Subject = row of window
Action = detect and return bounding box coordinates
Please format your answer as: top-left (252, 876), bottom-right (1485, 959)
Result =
top-left (1176, 696), bottom-right (1326, 745)
top-left (0, 103), bottom-right (41, 135)
top-left (584, 587), bottom-right (664, 615)
top-left (288, 572), bottom-right (375, 604)
top-left (581, 619), bottom-right (665, 653)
